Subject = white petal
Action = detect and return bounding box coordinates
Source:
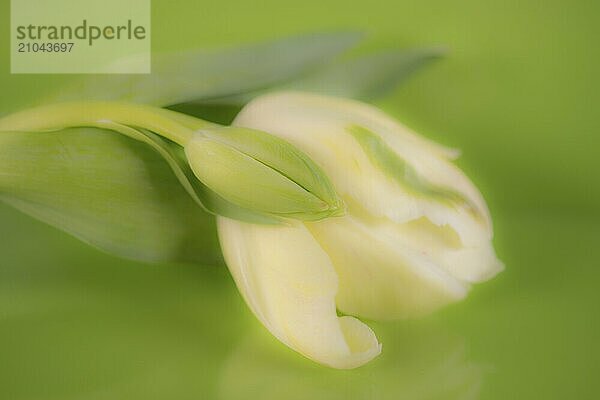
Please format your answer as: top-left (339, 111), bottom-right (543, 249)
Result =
top-left (365, 214), bottom-right (504, 283)
top-left (217, 217), bottom-right (381, 369)
top-left (307, 216), bottom-right (469, 320)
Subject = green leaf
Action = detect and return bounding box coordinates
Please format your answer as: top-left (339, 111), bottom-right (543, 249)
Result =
top-left (191, 47), bottom-right (445, 107)
top-left (288, 47), bottom-right (446, 100)
top-left (0, 128), bottom-right (224, 265)
top-left (48, 32), bottom-right (363, 107)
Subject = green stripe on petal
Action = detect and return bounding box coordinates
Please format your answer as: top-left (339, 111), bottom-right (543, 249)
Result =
top-left (347, 125), bottom-right (482, 221)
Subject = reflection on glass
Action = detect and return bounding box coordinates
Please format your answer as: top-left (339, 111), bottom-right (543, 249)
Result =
top-left (0, 204), bottom-right (487, 399)
top-left (219, 322), bottom-right (483, 400)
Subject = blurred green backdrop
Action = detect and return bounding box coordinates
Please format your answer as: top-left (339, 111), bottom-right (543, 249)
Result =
top-left (1, 0), bottom-right (598, 399)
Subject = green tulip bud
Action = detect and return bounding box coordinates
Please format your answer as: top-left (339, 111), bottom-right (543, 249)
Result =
top-left (184, 127), bottom-right (344, 221)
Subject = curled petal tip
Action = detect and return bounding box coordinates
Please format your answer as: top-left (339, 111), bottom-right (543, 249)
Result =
top-left (217, 217), bottom-right (380, 369)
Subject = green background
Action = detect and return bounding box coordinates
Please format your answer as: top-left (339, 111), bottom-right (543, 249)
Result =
top-left (1, 0), bottom-right (598, 398)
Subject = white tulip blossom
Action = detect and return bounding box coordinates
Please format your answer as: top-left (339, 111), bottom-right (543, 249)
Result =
top-left (0, 92), bottom-right (502, 370)
top-left (218, 92), bottom-right (503, 369)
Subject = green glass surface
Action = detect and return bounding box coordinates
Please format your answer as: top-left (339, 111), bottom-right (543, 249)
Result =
top-left (0, 0), bottom-right (598, 398)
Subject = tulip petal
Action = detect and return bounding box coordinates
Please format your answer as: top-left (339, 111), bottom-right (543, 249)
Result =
top-left (307, 216), bottom-right (469, 320)
top-left (371, 214), bottom-right (504, 283)
top-left (217, 217), bottom-right (381, 369)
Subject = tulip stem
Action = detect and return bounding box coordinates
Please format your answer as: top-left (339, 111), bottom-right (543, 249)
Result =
top-left (0, 102), bottom-right (220, 146)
